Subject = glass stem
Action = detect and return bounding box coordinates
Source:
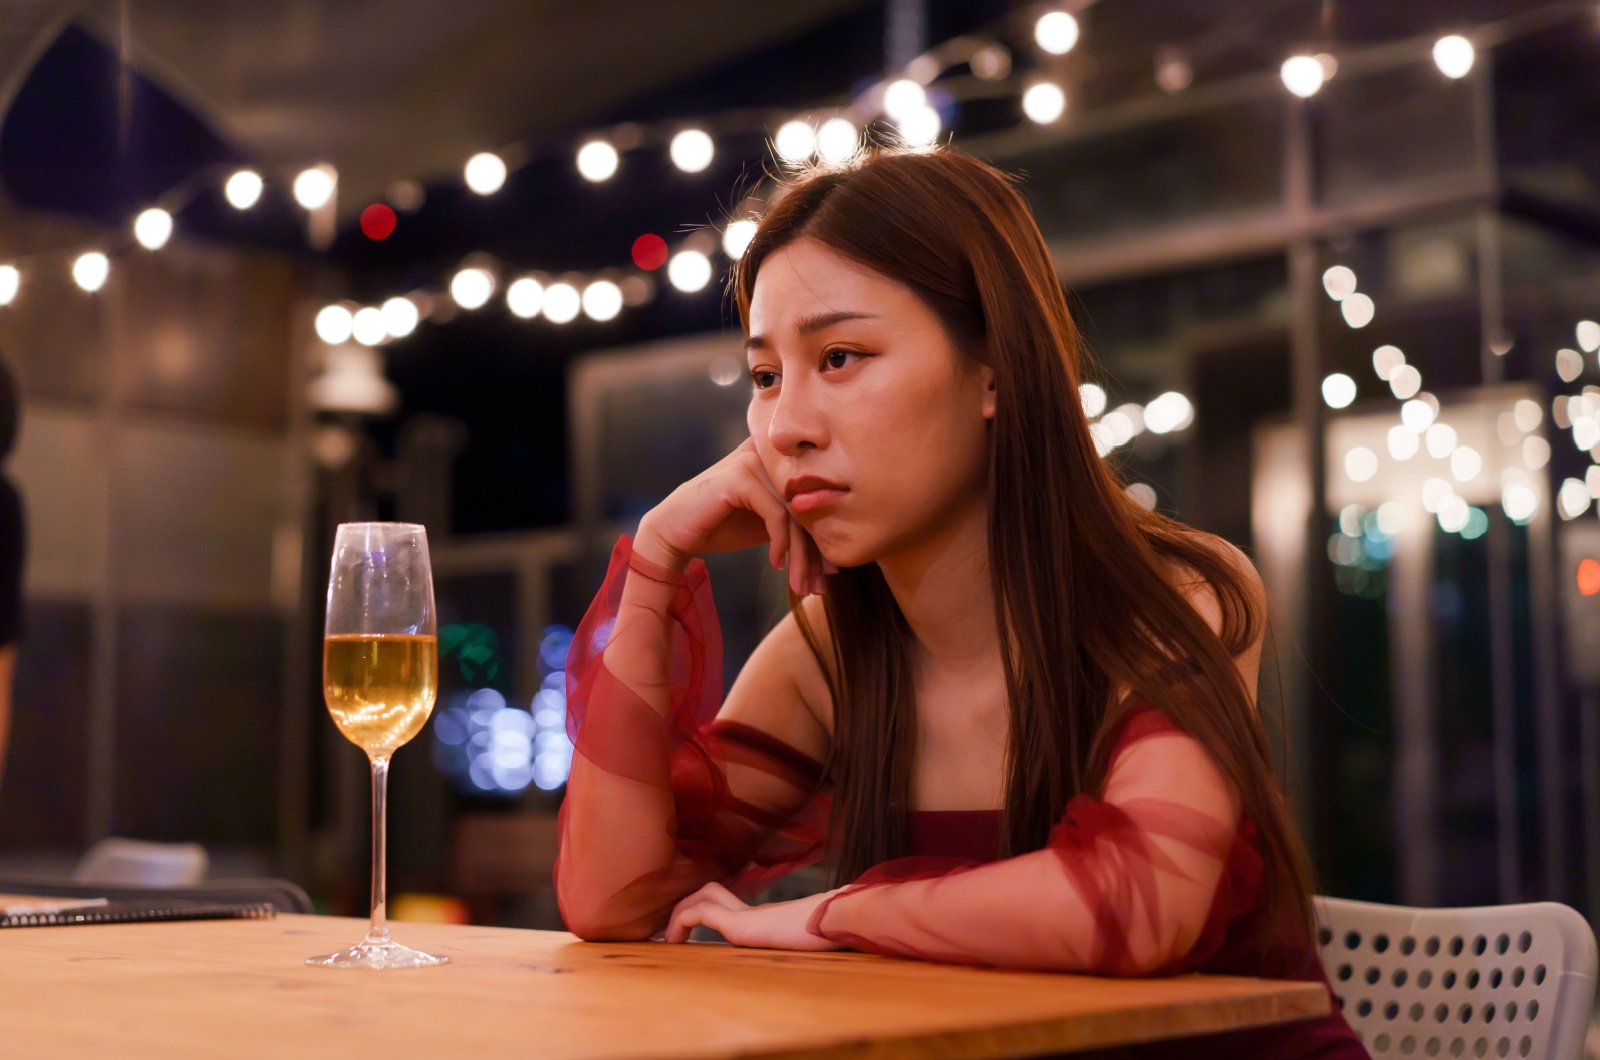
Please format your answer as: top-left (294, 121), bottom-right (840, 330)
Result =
top-left (367, 754), bottom-right (391, 945)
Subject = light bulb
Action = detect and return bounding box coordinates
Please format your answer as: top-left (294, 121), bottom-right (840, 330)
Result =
top-left (133, 208), bottom-right (173, 250)
top-left (351, 306), bottom-right (386, 346)
top-left (1034, 11), bottom-right (1080, 55)
top-left (576, 141), bottom-right (619, 182)
top-left (882, 79), bottom-right (927, 120)
top-left (464, 152), bottom-right (507, 194)
top-left (72, 252), bottom-right (109, 293)
top-left (1433, 35), bottom-right (1474, 79)
top-left (774, 120), bottom-right (816, 163)
top-left (816, 118), bottom-right (860, 163)
top-left (381, 296), bottom-right (419, 338)
top-left (507, 278), bottom-right (544, 320)
top-left (315, 304), bottom-right (354, 345)
top-left (669, 130), bottom-right (715, 173)
top-left (582, 280), bottom-right (623, 321)
top-left (1022, 82), bottom-right (1066, 124)
top-left (1280, 55), bottom-right (1326, 98)
top-left (543, 283), bottom-right (580, 324)
top-left (293, 165), bottom-right (336, 209)
top-left (667, 249), bottom-right (713, 293)
top-left (450, 267), bottom-right (494, 310)
top-left (224, 169), bottom-right (263, 210)
top-left (0, 265), bottom-right (17, 306)
top-left (722, 219), bottom-right (758, 260)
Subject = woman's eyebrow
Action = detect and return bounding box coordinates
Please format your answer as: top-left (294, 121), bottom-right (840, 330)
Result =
top-left (745, 310), bottom-right (879, 352)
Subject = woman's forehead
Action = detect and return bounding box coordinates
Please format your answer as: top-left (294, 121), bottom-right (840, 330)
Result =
top-left (749, 240), bottom-right (921, 333)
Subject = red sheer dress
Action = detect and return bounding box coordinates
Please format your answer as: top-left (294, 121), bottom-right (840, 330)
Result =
top-left (555, 538), bottom-right (1368, 1059)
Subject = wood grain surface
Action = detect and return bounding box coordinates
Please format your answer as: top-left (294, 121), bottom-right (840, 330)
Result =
top-left (0, 913), bottom-right (1328, 1059)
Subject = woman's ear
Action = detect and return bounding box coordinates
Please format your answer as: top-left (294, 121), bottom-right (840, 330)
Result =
top-left (980, 362), bottom-right (997, 420)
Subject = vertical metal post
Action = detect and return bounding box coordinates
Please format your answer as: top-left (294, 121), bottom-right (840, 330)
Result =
top-left (1283, 93), bottom-right (1335, 858)
top-left (1528, 506), bottom-right (1568, 899)
top-left (85, 251), bottom-right (121, 842)
top-left (1390, 522), bottom-right (1439, 905)
top-left (1583, 689), bottom-right (1600, 920)
top-left (1486, 512), bottom-right (1522, 902)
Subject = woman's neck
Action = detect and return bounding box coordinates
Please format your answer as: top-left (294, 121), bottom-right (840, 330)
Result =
top-left (874, 496), bottom-right (1000, 674)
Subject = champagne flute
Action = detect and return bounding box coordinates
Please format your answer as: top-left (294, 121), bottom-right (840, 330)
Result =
top-left (308, 522), bottom-right (449, 969)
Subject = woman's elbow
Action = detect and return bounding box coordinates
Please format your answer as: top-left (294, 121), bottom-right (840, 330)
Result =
top-left (555, 885), bottom-right (661, 942)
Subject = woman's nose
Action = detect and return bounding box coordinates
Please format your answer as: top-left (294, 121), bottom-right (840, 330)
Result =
top-left (766, 376), bottom-right (830, 454)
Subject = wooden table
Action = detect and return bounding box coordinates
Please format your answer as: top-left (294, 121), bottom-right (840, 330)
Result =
top-left (0, 913), bottom-right (1328, 1058)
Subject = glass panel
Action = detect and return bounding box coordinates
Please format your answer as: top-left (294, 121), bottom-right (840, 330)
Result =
top-left (1014, 99), bottom-right (1283, 244)
top-left (1318, 64), bottom-right (1479, 206)
top-left (113, 606), bottom-right (281, 845)
top-left (0, 602), bottom-right (91, 848)
top-left (595, 361), bottom-right (750, 522)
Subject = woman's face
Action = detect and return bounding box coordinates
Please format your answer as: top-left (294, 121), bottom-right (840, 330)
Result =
top-left (745, 237), bottom-right (994, 568)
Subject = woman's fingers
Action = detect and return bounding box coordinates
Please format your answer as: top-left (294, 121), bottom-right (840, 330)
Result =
top-left (664, 883), bottom-right (746, 943)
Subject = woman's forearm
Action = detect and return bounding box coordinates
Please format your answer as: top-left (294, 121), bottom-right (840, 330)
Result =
top-left (555, 536), bottom-right (714, 940)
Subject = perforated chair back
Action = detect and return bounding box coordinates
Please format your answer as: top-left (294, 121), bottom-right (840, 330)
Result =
top-left (1315, 896), bottom-right (1597, 1060)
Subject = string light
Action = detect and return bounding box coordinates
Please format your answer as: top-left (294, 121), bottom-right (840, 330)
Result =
top-left (882, 79), bottom-right (927, 120)
top-left (1437, 494), bottom-right (1470, 532)
top-left (816, 118), bottom-right (860, 163)
top-left (224, 170), bottom-right (263, 210)
top-left (1034, 11), bottom-right (1080, 55)
top-left (896, 106), bottom-right (942, 147)
top-left (1433, 35), bottom-right (1475, 79)
top-left (72, 252), bottom-right (109, 293)
top-left (315, 304), bottom-right (354, 345)
top-left (1079, 382), bottom-right (1107, 418)
top-left (1280, 55), bottom-right (1326, 98)
top-left (450, 267), bottom-right (494, 310)
top-left (1502, 482), bottom-right (1538, 523)
top-left (1322, 265), bottom-right (1357, 300)
top-left (133, 208), bottom-right (173, 250)
top-left (1143, 391), bottom-right (1194, 433)
top-left (1578, 320), bottom-right (1600, 352)
top-left (669, 130), bottom-right (715, 173)
top-left (381, 296), bottom-right (419, 338)
top-left (543, 282), bottom-right (581, 324)
top-left (1388, 425), bottom-right (1419, 460)
top-left (1341, 292), bottom-right (1375, 328)
top-left (1389, 365), bottom-right (1422, 399)
top-left (464, 152), bottom-right (507, 195)
top-left (773, 120), bottom-right (816, 163)
top-left (1321, 373), bottom-right (1356, 409)
top-left (581, 279), bottom-right (623, 321)
top-left (1425, 422), bottom-right (1458, 459)
top-left (1450, 446), bottom-right (1482, 482)
top-left (351, 306), bottom-right (386, 346)
top-left (1022, 82), bottom-right (1066, 124)
top-left (667, 249), bottom-right (713, 293)
top-left (1400, 398), bottom-right (1436, 433)
top-left (576, 141), bottom-right (619, 182)
top-left (0, 265), bottom-right (17, 306)
top-left (722, 219), bottom-right (758, 259)
top-left (1345, 446), bottom-right (1378, 482)
top-left (292, 165), bottom-right (336, 210)
top-left (1372, 344), bottom-right (1405, 380)
top-left (506, 278), bottom-right (544, 319)
top-left (1557, 347), bottom-right (1584, 382)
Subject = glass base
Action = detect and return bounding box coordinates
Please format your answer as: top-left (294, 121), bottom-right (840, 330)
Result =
top-left (306, 936), bottom-right (450, 970)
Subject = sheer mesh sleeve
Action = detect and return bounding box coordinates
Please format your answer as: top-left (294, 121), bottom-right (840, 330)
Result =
top-left (807, 710), bottom-right (1259, 975)
top-left (554, 536), bottom-right (829, 939)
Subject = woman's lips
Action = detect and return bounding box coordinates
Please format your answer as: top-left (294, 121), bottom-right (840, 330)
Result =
top-left (789, 487), bottom-right (849, 514)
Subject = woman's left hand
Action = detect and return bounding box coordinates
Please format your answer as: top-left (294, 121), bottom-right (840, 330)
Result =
top-left (662, 882), bottom-right (843, 951)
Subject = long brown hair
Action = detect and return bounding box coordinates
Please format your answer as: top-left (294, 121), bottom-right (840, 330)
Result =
top-left (732, 147), bottom-right (1315, 960)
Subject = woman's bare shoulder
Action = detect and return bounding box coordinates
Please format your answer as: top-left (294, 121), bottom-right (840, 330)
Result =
top-left (716, 594), bottom-right (837, 755)
top-left (1167, 533), bottom-right (1265, 635)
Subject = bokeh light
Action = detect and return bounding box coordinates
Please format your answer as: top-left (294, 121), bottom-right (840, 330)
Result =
top-left (360, 203), bottom-right (397, 240)
top-left (450, 267), bottom-right (494, 310)
top-left (1034, 11), bottom-right (1080, 55)
top-left (669, 129), bottom-right (715, 173)
top-left (507, 277), bottom-right (545, 320)
top-left (667, 249), bottom-right (713, 293)
top-left (315, 304), bottom-right (354, 344)
top-left (576, 140), bottom-right (619, 182)
top-left (464, 151), bottom-right (507, 194)
top-left (72, 251), bottom-right (109, 293)
top-left (631, 233), bottom-right (669, 271)
top-left (224, 169), bottom-right (263, 210)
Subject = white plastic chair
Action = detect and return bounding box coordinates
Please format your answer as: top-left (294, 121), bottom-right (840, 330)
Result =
top-left (1315, 896), bottom-right (1598, 1060)
top-left (72, 838), bottom-right (208, 888)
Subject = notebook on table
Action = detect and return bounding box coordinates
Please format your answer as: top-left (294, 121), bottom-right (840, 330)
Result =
top-left (0, 893), bottom-right (275, 928)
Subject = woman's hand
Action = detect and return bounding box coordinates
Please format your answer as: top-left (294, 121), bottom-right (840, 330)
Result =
top-left (661, 882), bottom-right (842, 951)
top-left (635, 438), bottom-right (833, 597)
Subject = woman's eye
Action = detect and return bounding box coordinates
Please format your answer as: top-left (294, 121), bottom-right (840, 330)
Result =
top-left (823, 348), bottom-right (861, 371)
top-left (750, 370), bottom-right (778, 390)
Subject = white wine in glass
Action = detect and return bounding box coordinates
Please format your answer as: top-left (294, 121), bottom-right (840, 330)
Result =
top-left (307, 522), bottom-right (449, 970)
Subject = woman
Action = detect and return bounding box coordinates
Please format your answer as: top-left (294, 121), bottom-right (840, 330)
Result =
top-left (555, 147), bottom-right (1365, 1058)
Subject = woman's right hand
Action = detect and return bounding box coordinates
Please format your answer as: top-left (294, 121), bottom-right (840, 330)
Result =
top-left (634, 438), bottom-right (832, 597)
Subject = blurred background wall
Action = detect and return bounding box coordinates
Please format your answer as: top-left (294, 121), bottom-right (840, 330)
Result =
top-left (1, 0), bottom-right (1598, 928)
